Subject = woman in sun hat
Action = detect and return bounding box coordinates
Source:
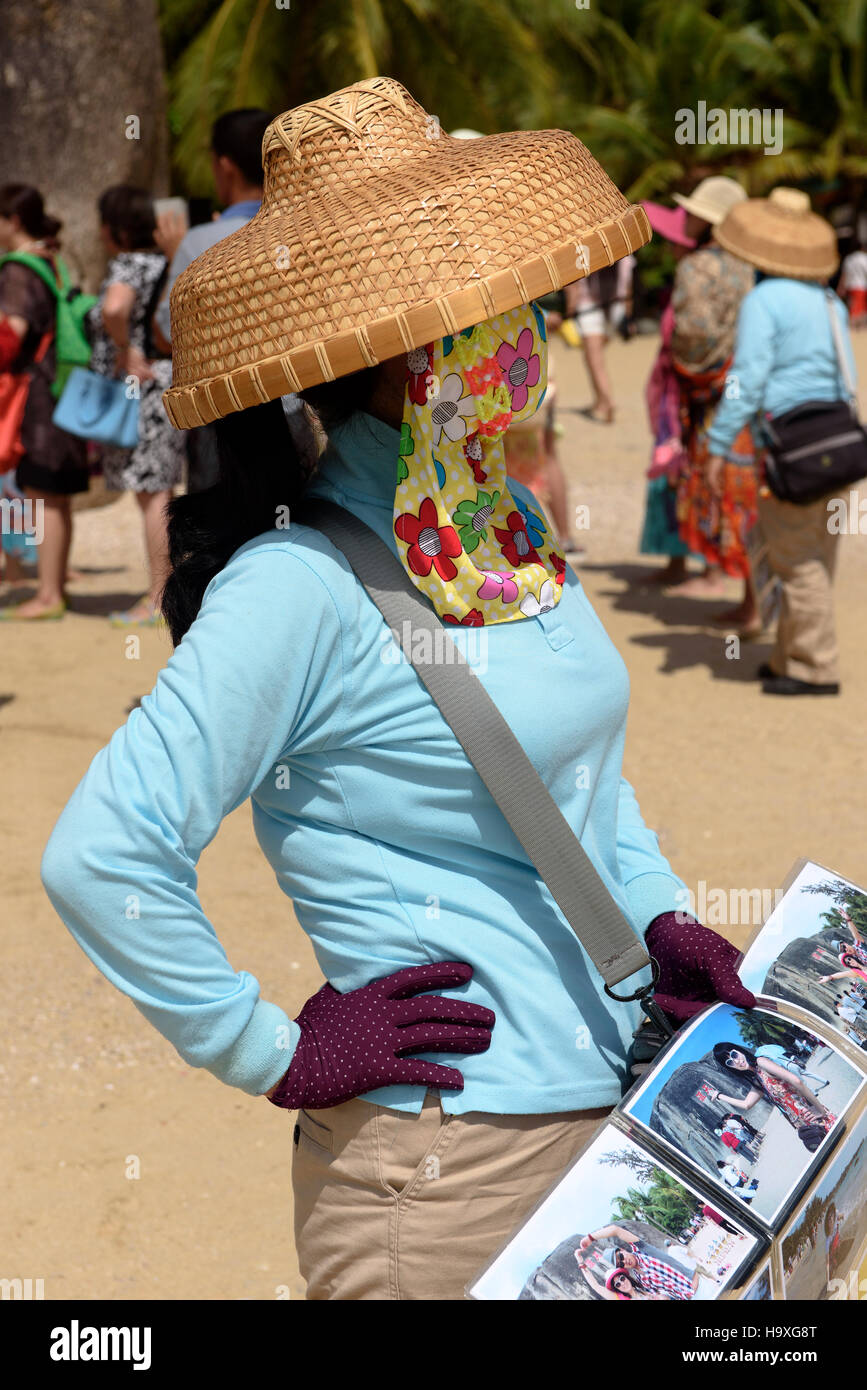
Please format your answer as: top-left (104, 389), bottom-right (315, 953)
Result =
top-left (707, 187), bottom-right (856, 695)
top-left (666, 176), bottom-right (760, 632)
top-left (41, 78), bottom-right (756, 1301)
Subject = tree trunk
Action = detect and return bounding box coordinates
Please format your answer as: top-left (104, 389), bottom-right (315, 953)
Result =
top-left (0, 0), bottom-right (169, 290)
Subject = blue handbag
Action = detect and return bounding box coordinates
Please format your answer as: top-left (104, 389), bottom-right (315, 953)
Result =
top-left (52, 367), bottom-right (140, 448)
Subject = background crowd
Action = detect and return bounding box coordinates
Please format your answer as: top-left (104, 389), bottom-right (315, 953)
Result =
top-left (1, 106), bottom-right (864, 696)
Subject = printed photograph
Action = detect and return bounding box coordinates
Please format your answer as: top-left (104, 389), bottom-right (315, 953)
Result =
top-left (623, 1002), bottom-right (866, 1226)
top-left (780, 1106), bottom-right (867, 1301)
top-left (468, 1125), bottom-right (759, 1301)
top-left (740, 861), bottom-right (867, 1049)
top-left (739, 1259), bottom-right (774, 1300)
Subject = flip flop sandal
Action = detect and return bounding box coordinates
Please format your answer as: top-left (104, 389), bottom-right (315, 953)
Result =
top-left (108, 607), bottom-right (165, 628)
top-left (0, 598), bottom-right (66, 621)
top-left (108, 595), bottom-right (165, 628)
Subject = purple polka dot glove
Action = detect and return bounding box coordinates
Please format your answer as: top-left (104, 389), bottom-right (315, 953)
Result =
top-left (645, 912), bottom-right (757, 1025)
top-left (266, 961), bottom-right (495, 1110)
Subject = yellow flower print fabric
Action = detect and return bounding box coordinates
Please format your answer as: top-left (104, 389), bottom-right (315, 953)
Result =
top-left (393, 303), bottom-right (566, 626)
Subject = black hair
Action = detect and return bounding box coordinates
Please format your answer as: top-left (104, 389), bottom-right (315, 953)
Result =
top-left (824, 1202), bottom-right (837, 1235)
top-left (712, 1042), bottom-right (758, 1073)
top-left (0, 184), bottom-right (62, 241)
top-left (694, 220), bottom-right (715, 248)
top-left (160, 369), bottom-right (380, 647)
top-left (98, 185), bottom-right (156, 251)
top-left (211, 109), bottom-right (273, 188)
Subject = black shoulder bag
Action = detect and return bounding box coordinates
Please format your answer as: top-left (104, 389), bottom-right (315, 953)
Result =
top-left (762, 290), bottom-right (867, 506)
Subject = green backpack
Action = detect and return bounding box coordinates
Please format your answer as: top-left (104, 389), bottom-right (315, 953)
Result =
top-left (0, 251), bottom-right (97, 397)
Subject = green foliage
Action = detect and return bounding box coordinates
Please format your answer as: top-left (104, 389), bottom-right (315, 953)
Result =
top-left (600, 1149), bottom-right (701, 1238)
top-left (732, 1009), bottom-right (796, 1048)
top-left (610, 1167), bottom-right (702, 1236)
top-left (157, 0), bottom-right (867, 205)
top-left (803, 879), bottom-right (867, 935)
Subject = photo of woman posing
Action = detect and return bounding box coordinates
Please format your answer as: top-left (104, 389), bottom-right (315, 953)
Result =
top-left (707, 1043), bottom-right (835, 1152)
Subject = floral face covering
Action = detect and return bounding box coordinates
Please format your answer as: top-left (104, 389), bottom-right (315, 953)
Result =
top-left (393, 303), bottom-right (565, 626)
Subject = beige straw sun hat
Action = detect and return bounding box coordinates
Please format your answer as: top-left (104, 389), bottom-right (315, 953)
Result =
top-left (672, 175), bottom-right (747, 227)
top-left (714, 187), bottom-right (839, 281)
top-left (163, 76), bottom-right (650, 429)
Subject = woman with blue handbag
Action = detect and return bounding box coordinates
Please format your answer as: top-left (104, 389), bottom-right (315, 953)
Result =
top-left (0, 184), bottom-right (88, 620)
top-left (87, 186), bottom-right (185, 627)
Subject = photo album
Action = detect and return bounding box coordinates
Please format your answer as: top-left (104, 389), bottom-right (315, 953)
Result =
top-left (467, 860), bottom-right (867, 1301)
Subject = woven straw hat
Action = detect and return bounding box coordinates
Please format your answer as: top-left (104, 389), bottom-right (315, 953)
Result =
top-left (672, 176), bottom-right (746, 227)
top-left (715, 187), bottom-right (839, 281)
top-left (163, 77), bottom-right (650, 429)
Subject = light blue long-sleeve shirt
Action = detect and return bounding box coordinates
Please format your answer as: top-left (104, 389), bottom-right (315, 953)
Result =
top-left (708, 277), bottom-right (857, 458)
top-left (41, 410), bottom-right (688, 1115)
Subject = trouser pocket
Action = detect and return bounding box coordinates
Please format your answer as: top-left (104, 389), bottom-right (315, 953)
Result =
top-left (295, 1108), bottom-right (334, 1154)
top-left (374, 1093), bottom-right (455, 1202)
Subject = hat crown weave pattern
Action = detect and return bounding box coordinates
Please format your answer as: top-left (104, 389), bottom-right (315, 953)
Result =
top-left (265, 77), bottom-right (413, 165)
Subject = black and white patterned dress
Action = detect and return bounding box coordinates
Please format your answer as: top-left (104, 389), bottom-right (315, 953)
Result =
top-left (88, 251), bottom-right (185, 492)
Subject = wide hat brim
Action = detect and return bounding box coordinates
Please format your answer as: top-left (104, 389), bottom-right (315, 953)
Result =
top-left (672, 190), bottom-right (728, 225)
top-left (163, 77), bottom-right (650, 430)
top-left (642, 201), bottom-right (696, 248)
top-left (715, 198), bottom-right (839, 281)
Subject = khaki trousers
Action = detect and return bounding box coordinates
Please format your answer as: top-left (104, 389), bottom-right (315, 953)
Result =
top-left (758, 490), bottom-right (842, 684)
top-left (291, 1093), bottom-right (611, 1300)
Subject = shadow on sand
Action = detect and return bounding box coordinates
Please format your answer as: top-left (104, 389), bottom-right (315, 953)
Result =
top-left (579, 560), bottom-right (773, 682)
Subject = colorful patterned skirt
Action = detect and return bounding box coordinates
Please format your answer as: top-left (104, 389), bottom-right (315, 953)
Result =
top-left (640, 475), bottom-right (692, 557)
top-left (674, 362), bottom-right (759, 579)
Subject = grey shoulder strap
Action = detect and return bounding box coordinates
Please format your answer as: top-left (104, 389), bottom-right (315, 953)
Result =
top-left (825, 289), bottom-right (858, 408)
top-left (304, 496), bottom-right (652, 991)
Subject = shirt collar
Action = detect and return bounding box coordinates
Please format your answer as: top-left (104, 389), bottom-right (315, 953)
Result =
top-left (312, 410), bottom-right (401, 506)
top-left (219, 199), bottom-right (261, 220)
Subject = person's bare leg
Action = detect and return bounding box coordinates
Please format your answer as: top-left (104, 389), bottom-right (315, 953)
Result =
top-left (1, 550), bottom-right (27, 583)
top-left (8, 489), bottom-right (70, 615)
top-left (542, 439), bottom-right (579, 551)
top-left (581, 334), bottom-right (614, 420)
top-left (677, 563), bottom-right (727, 595)
top-left (131, 488), bottom-right (172, 617)
top-left (641, 555), bottom-right (689, 586)
top-left (711, 575), bottom-right (759, 630)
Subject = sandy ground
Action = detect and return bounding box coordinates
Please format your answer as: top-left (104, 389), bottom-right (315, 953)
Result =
top-left (2, 330), bottom-right (867, 1301)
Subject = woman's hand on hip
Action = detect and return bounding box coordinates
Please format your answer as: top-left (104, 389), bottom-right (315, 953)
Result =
top-left (265, 961), bottom-right (495, 1110)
